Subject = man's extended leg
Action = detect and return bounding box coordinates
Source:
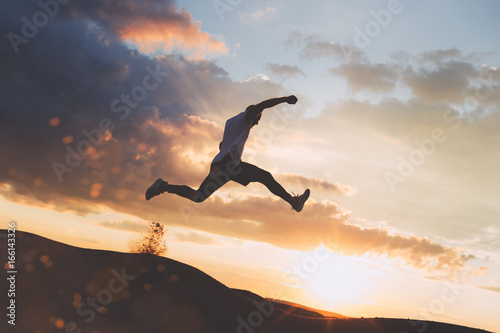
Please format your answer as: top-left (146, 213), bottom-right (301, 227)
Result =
top-left (146, 163), bottom-right (231, 202)
top-left (167, 172), bottom-right (226, 203)
top-left (164, 183), bottom-right (198, 201)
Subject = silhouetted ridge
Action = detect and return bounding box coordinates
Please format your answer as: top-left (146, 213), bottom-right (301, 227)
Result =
top-left (0, 230), bottom-right (491, 333)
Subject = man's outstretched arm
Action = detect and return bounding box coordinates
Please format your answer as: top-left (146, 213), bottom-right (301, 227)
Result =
top-left (245, 95), bottom-right (298, 120)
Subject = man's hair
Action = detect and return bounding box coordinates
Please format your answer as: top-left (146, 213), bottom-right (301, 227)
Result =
top-left (246, 105), bottom-right (262, 121)
top-left (246, 104), bottom-right (259, 113)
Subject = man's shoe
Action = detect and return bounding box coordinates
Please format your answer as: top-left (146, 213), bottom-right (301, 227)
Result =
top-left (145, 178), bottom-right (167, 200)
top-left (291, 189), bottom-right (310, 212)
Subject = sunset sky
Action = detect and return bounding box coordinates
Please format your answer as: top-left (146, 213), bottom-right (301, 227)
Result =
top-left (1, 0), bottom-right (499, 331)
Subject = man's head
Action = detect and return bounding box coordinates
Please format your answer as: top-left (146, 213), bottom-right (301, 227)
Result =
top-left (246, 105), bottom-right (262, 127)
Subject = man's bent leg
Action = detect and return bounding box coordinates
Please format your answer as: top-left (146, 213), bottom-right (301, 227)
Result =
top-left (235, 162), bottom-right (293, 204)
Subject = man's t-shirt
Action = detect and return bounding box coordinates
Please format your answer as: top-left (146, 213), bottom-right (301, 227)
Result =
top-left (212, 111), bottom-right (252, 165)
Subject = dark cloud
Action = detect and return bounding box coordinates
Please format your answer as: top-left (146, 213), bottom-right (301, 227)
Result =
top-left (75, 0), bottom-right (227, 55)
top-left (2, 0), bottom-right (227, 57)
top-left (0, 0), bottom-right (283, 216)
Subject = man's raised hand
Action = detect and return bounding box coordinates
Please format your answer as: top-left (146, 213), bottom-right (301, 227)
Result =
top-left (287, 95), bottom-right (298, 104)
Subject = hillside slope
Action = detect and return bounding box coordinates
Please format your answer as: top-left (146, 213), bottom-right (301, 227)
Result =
top-left (0, 230), bottom-right (491, 333)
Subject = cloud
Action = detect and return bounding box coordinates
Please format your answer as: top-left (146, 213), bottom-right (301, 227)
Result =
top-left (402, 61), bottom-right (478, 103)
top-left (418, 48), bottom-right (465, 64)
top-left (78, 238), bottom-right (101, 245)
top-left (478, 285), bottom-right (500, 293)
top-left (99, 219), bottom-right (148, 232)
top-left (0, 0), bottom-right (284, 216)
top-left (265, 63), bottom-right (306, 80)
top-left (284, 31), bottom-right (303, 49)
top-left (69, 0), bottom-right (228, 56)
top-left (240, 6), bottom-right (277, 22)
top-left (465, 265), bottom-right (489, 277)
top-left (170, 195), bottom-right (474, 275)
top-left (300, 40), bottom-right (349, 61)
top-left (329, 49), bottom-right (499, 99)
top-left (388, 49), bottom-right (499, 105)
top-left (284, 31), bottom-right (365, 62)
top-left (408, 48), bottom-right (493, 66)
top-left (245, 73), bottom-right (271, 82)
top-left (278, 174), bottom-right (356, 196)
top-left (330, 61), bottom-right (399, 93)
top-left (478, 65), bottom-right (500, 107)
top-left (171, 230), bottom-right (221, 246)
top-left (324, 47), bottom-right (499, 103)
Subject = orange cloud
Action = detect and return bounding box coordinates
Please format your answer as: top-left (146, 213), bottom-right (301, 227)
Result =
top-left (134, 191), bottom-right (473, 276)
top-left (117, 12), bottom-right (229, 55)
top-left (69, 0), bottom-right (228, 56)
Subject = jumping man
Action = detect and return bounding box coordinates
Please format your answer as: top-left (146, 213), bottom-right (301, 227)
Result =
top-left (145, 95), bottom-right (310, 212)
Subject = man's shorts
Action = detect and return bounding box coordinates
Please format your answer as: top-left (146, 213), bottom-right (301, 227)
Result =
top-left (209, 153), bottom-right (264, 186)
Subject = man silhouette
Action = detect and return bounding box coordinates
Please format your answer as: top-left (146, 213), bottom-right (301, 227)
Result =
top-left (145, 95), bottom-right (310, 212)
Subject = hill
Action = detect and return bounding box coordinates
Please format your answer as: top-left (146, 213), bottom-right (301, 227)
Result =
top-left (0, 230), bottom-right (491, 333)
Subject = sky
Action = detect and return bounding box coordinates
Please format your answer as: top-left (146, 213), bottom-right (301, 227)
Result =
top-left (1, 0), bottom-right (499, 331)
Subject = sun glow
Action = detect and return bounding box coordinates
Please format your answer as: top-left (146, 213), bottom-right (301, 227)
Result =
top-left (306, 253), bottom-right (368, 308)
